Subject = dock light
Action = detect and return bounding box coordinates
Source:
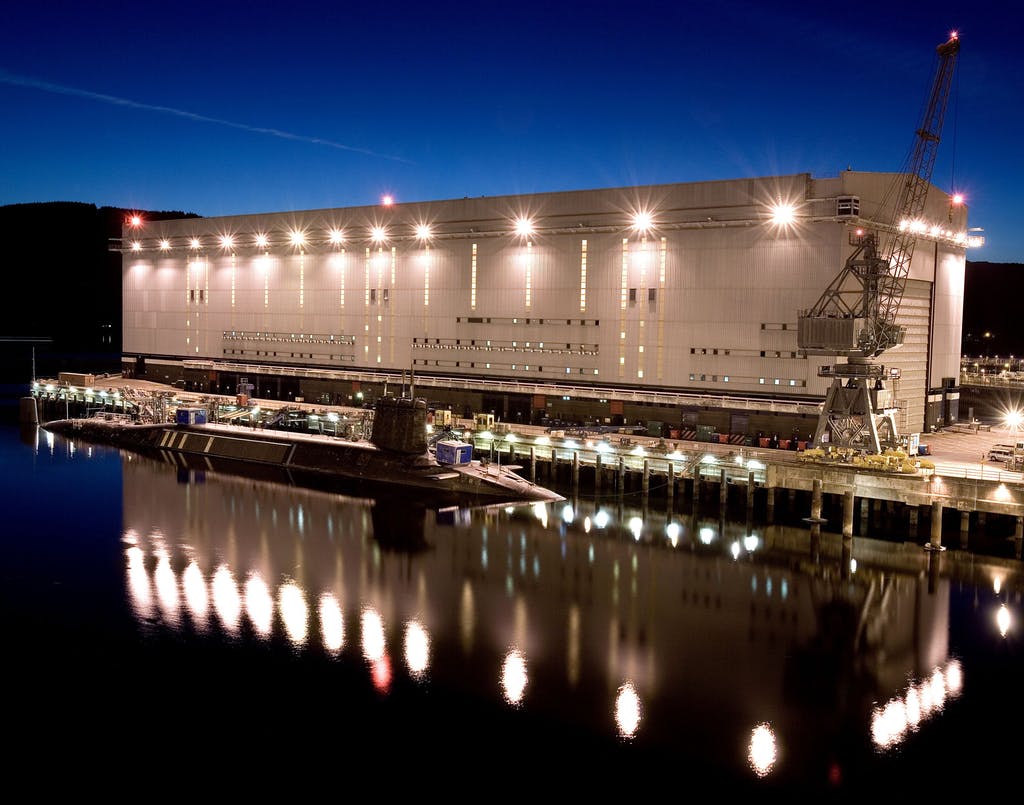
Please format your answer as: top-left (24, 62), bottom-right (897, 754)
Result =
top-left (131, 241), bottom-right (142, 251)
top-left (563, 439), bottom-right (579, 449)
top-left (699, 527), bottom-right (715, 545)
top-left (219, 235), bottom-right (234, 249)
top-left (415, 224), bottom-right (432, 241)
top-left (593, 510), bottom-right (610, 529)
top-left (289, 230), bottom-right (306, 247)
top-left (701, 453), bottom-right (718, 464)
top-left (159, 239), bottom-right (170, 250)
top-left (189, 238), bottom-right (201, 249)
top-left (630, 444), bottom-right (646, 456)
top-left (595, 441), bottom-right (613, 453)
top-left (328, 229), bottom-right (345, 245)
top-left (506, 433), bottom-right (518, 443)
top-left (479, 430), bottom-right (493, 440)
top-left (514, 217), bottom-right (534, 238)
top-left (769, 200), bottom-right (796, 227)
top-left (371, 226), bottom-right (388, 243)
top-left (255, 233), bottom-right (269, 248)
top-left (561, 504), bottom-right (574, 523)
top-left (631, 211), bottom-right (653, 234)
top-left (743, 534), bottom-right (759, 552)
top-left (535, 435), bottom-right (550, 446)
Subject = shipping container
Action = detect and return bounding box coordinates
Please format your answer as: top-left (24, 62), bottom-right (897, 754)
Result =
top-left (436, 440), bottom-right (473, 466)
top-left (175, 407), bottom-right (208, 425)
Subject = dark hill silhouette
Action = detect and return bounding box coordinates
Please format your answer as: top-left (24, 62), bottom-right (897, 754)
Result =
top-left (0, 202), bottom-right (199, 381)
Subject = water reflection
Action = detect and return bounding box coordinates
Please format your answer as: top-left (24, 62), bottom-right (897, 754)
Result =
top-left (105, 445), bottom-right (1024, 788)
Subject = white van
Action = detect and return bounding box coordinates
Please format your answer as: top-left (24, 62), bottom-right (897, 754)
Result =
top-left (987, 445), bottom-right (1015, 463)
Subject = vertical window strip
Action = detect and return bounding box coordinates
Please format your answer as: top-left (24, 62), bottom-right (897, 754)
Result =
top-left (339, 249), bottom-right (345, 309)
top-left (391, 246), bottom-right (396, 286)
top-left (620, 239), bottom-right (628, 310)
top-left (424, 246), bottom-right (430, 307)
top-left (638, 238), bottom-right (646, 373)
top-left (471, 243), bottom-right (477, 310)
top-left (657, 236), bottom-right (667, 379)
top-left (364, 248), bottom-right (370, 307)
top-left (619, 239), bottom-right (628, 378)
top-left (230, 253), bottom-right (236, 321)
top-left (525, 241), bottom-right (532, 309)
top-left (263, 255), bottom-right (269, 310)
top-left (299, 251), bottom-right (305, 309)
top-left (579, 239), bottom-right (587, 312)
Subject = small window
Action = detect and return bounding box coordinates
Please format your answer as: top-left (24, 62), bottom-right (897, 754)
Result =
top-left (383, 289), bottom-right (390, 303)
top-left (648, 288), bottom-right (656, 303)
top-left (629, 288), bottom-right (637, 303)
top-left (370, 289), bottom-right (377, 303)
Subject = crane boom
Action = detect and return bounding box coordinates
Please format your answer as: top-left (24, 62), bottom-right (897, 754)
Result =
top-left (798, 33), bottom-right (960, 453)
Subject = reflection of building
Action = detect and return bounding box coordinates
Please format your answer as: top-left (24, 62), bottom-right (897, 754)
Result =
top-left (118, 172), bottom-right (969, 435)
top-left (118, 448), bottom-right (962, 782)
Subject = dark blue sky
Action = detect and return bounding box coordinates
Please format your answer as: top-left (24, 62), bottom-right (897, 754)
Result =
top-left (2, 1), bottom-right (1019, 261)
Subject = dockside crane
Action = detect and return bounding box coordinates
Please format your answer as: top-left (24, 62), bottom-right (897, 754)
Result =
top-left (798, 32), bottom-right (961, 454)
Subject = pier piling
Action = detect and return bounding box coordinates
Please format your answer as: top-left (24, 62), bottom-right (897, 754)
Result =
top-left (929, 501), bottom-right (943, 550)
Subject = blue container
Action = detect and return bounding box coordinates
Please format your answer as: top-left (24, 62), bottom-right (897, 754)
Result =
top-left (436, 439), bottom-right (473, 466)
top-left (175, 407), bottom-right (208, 425)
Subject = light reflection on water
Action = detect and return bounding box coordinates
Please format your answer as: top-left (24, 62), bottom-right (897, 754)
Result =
top-left (11, 424), bottom-right (1024, 792)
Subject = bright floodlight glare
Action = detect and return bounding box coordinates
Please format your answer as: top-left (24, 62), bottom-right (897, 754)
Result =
top-left (129, 214), bottom-right (142, 227)
top-left (289, 230), bottom-right (306, 246)
top-left (255, 233), bottom-right (269, 248)
top-left (952, 193), bottom-right (965, 206)
top-left (328, 229), bottom-right (345, 245)
top-left (371, 226), bottom-right (388, 243)
top-left (631, 211), bottom-right (653, 233)
top-left (381, 194), bottom-right (394, 206)
top-left (159, 239), bottom-right (170, 250)
top-left (514, 217), bottom-right (534, 237)
top-left (770, 201), bottom-right (796, 226)
top-left (219, 235), bottom-right (234, 249)
top-left (416, 224), bottom-right (432, 240)
top-left (130, 241), bottom-right (141, 251)
top-left (189, 238), bottom-right (201, 249)
top-left (1005, 410), bottom-right (1023, 429)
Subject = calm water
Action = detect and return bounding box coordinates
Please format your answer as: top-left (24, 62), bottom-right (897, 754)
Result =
top-left (3, 403), bottom-right (1024, 795)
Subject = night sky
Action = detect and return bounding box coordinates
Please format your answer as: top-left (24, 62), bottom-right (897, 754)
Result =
top-left (2, 1), bottom-right (1020, 261)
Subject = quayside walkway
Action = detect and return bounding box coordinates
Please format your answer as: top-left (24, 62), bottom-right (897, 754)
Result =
top-left (27, 374), bottom-right (1024, 556)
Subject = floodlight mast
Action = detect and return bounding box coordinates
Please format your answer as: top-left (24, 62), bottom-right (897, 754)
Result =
top-left (797, 32), bottom-right (960, 454)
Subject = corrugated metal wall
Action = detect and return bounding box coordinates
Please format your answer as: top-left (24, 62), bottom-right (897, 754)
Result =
top-left (122, 173), bottom-right (967, 421)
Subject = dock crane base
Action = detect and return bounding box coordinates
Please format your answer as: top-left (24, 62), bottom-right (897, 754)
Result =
top-left (814, 374), bottom-right (900, 455)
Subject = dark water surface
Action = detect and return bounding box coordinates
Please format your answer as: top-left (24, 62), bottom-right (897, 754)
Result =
top-left (3, 405), bottom-right (1023, 796)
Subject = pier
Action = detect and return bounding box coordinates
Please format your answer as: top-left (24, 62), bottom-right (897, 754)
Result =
top-left (26, 374), bottom-right (1024, 557)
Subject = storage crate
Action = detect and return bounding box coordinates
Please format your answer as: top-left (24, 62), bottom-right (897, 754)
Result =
top-left (436, 439), bottom-right (473, 466)
top-left (175, 407), bottom-right (208, 425)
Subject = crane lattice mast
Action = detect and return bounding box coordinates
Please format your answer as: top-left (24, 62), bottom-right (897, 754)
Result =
top-left (797, 33), bottom-right (960, 453)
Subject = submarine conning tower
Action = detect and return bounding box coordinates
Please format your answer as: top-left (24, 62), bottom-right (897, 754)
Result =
top-left (370, 397), bottom-right (429, 454)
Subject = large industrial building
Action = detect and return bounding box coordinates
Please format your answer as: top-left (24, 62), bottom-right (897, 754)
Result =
top-left (119, 171), bottom-right (973, 442)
